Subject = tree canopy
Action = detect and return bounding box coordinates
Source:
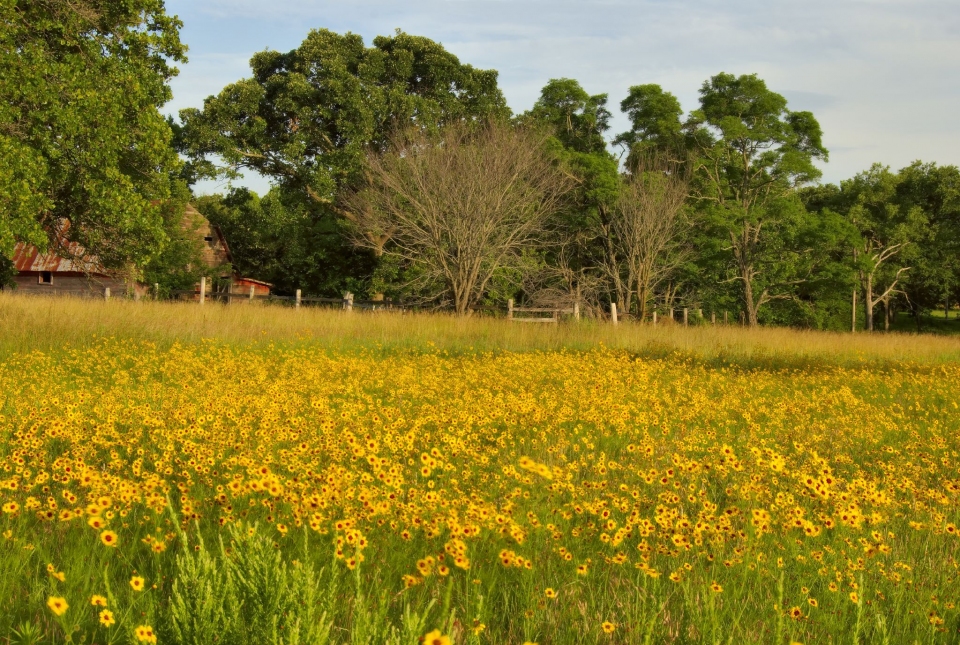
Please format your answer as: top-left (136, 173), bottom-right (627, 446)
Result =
top-left (179, 30), bottom-right (509, 206)
top-left (0, 0), bottom-right (186, 266)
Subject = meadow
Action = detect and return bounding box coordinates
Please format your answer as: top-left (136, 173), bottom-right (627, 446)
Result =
top-left (0, 293), bottom-right (958, 644)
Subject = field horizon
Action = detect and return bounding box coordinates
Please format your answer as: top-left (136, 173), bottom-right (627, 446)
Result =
top-left (2, 293), bottom-right (959, 368)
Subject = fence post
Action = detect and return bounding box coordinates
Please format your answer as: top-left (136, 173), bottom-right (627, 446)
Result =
top-left (697, 308), bottom-right (703, 320)
top-left (683, 308), bottom-right (688, 326)
top-left (199, 277), bottom-right (206, 305)
top-left (249, 285), bottom-right (255, 301)
top-left (669, 308), bottom-right (674, 324)
top-left (711, 311), bottom-right (716, 325)
top-left (573, 302), bottom-right (580, 321)
top-left (344, 292), bottom-right (354, 312)
top-left (154, 283), bottom-right (160, 301)
top-left (295, 289), bottom-right (302, 309)
top-left (104, 287), bottom-right (110, 300)
top-left (611, 302), bottom-right (618, 325)
top-left (724, 311), bottom-right (728, 325)
top-left (652, 311), bottom-right (658, 327)
top-left (508, 298), bottom-right (514, 321)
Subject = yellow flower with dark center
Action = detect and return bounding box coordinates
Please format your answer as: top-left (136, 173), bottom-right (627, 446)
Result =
top-left (90, 594), bottom-right (107, 607)
top-left (87, 516), bottom-right (107, 530)
top-left (47, 596), bottom-right (68, 616)
top-left (710, 582), bottom-right (723, 593)
top-left (421, 629), bottom-right (451, 645)
top-left (545, 587), bottom-right (557, 598)
top-left (99, 609), bottom-right (116, 626)
top-left (134, 625), bottom-right (157, 643)
top-left (130, 576), bottom-right (145, 592)
top-left (100, 530), bottom-right (118, 547)
top-left (601, 621), bottom-right (616, 633)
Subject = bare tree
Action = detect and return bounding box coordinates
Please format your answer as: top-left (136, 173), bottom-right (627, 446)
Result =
top-left (520, 243), bottom-right (607, 317)
top-left (340, 122), bottom-right (572, 315)
top-left (601, 154), bottom-right (691, 320)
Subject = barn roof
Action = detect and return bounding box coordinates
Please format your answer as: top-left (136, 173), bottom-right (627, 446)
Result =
top-left (11, 237), bottom-right (106, 275)
top-left (234, 276), bottom-right (274, 287)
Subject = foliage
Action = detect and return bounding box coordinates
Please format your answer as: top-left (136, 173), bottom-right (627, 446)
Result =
top-left (519, 79), bottom-right (621, 310)
top-left (614, 84), bottom-right (687, 166)
top-left (196, 189), bottom-right (373, 297)
top-left (0, 0), bottom-right (186, 266)
top-left (686, 73), bottom-right (830, 326)
top-left (0, 336), bottom-right (958, 642)
top-left (180, 29), bottom-right (508, 202)
top-left (169, 523), bottom-right (333, 645)
top-left (140, 183), bottom-right (217, 296)
top-left (0, 254), bottom-right (15, 290)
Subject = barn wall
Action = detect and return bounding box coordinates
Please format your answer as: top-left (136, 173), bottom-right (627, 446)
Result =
top-left (13, 273), bottom-right (132, 297)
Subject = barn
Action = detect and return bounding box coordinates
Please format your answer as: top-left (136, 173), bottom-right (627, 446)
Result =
top-left (9, 205), bottom-right (271, 299)
top-left (10, 233), bottom-right (137, 297)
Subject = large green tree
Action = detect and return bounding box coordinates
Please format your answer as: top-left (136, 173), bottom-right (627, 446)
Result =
top-left (840, 166), bottom-right (925, 331)
top-left (179, 29), bottom-right (508, 296)
top-left (520, 79), bottom-right (620, 310)
top-left (687, 73), bottom-right (829, 326)
top-left (895, 162), bottom-right (960, 328)
top-left (0, 0), bottom-right (186, 265)
top-left (179, 29), bottom-right (508, 208)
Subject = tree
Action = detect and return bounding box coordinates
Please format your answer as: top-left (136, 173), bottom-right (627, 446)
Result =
top-left (0, 0), bottom-right (186, 266)
top-left (524, 79), bottom-right (611, 155)
top-left (603, 154), bottom-right (691, 320)
top-left (837, 165), bottom-right (924, 331)
top-left (614, 84), bottom-right (687, 166)
top-left (895, 162), bottom-right (960, 328)
top-left (179, 29), bottom-right (508, 219)
top-left (196, 188), bottom-right (374, 297)
top-left (520, 79), bottom-right (620, 311)
top-left (340, 123), bottom-right (572, 315)
top-left (688, 73), bottom-right (829, 326)
top-left (141, 184), bottom-right (218, 296)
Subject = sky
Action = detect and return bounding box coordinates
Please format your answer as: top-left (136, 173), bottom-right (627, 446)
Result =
top-left (164, 0), bottom-right (960, 195)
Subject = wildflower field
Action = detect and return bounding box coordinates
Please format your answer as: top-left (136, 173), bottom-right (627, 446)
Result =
top-left (0, 298), bottom-right (959, 644)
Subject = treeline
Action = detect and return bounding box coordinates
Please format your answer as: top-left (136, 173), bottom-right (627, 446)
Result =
top-left (2, 4), bottom-right (958, 329)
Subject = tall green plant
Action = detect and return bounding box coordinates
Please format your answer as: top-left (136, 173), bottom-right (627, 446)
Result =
top-left (168, 524), bottom-right (333, 645)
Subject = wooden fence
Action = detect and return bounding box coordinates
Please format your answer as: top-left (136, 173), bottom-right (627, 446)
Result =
top-left (81, 279), bottom-right (737, 324)
top-left (507, 298), bottom-right (579, 323)
top-left (163, 279), bottom-right (411, 311)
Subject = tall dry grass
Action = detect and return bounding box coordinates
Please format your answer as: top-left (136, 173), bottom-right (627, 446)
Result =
top-left (1, 292), bottom-right (958, 365)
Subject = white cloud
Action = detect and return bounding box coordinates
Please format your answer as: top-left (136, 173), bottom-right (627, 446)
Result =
top-left (166, 0), bottom-right (960, 191)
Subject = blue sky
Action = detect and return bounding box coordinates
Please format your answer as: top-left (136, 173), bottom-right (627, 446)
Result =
top-left (165, 0), bottom-right (960, 195)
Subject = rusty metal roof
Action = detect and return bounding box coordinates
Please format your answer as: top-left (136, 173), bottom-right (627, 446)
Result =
top-left (11, 240), bottom-right (106, 274)
top-left (234, 277), bottom-right (273, 288)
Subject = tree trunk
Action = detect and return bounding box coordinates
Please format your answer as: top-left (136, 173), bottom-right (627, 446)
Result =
top-left (637, 282), bottom-right (649, 322)
top-left (884, 296), bottom-right (891, 331)
top-left (851, 289), bottom-right (857, 333)
top-left (743, 276), bottom-right (758, 327)
top-left (865, 272), bottom-right (874, 331)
